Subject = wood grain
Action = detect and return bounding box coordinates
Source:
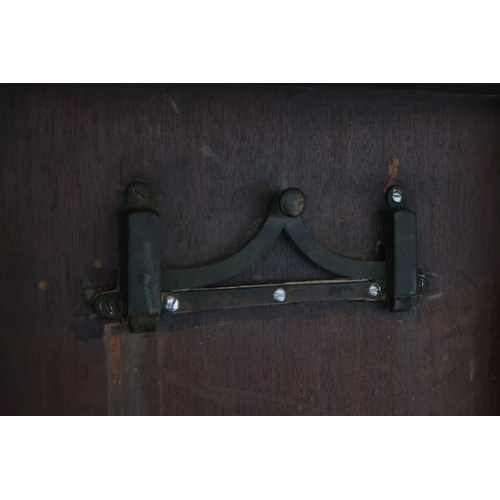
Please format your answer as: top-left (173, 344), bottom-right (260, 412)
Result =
top-left (1, 84), bottom-right (500, 415)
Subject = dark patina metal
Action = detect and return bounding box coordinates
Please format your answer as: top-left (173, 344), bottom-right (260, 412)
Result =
top-left (93, 181), bottom-right (427, 332)
top-left (126, 182), bottom-right (150, 204)
top-left (161, 189), bottom-right (386, 291)
top-left (94, 292), bottom-right (123, 320)
top-left (279, 188), bottom-right (306, 217)
top-left (378, 186), bottom-right (418, 312)
top-left (127, 210), bottom-right (161, 332)
top-left (161, 279), bottom-right (388, 314)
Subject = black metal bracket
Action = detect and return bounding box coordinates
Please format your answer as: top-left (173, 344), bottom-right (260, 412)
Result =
top-left (93, 181), bottom-right (428, 333)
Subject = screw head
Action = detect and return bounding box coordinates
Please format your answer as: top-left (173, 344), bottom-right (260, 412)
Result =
top-left (279, 188), bottom-right (306, 217)
top-left (418, 277), bottom-right (429, 294)
top-left (391, 189), bottom-right (403, 204)
top-left (273, 287), bottom-right (286, 302)
top-left (368, 283), bottom-right (381, 297)
top-left (164, 295), bottom-right (180, 312)
top-left (94, 295), bottom-right (120, 318)
top-left (126, 182), bottom-right (150, 204)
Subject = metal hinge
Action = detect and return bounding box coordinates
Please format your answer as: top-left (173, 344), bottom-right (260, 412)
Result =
top-left (93, 180), bottom-right (429, 332)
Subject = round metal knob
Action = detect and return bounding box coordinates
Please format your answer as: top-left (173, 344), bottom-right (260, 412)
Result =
top-left (279, 188), bottom-right (306, 217)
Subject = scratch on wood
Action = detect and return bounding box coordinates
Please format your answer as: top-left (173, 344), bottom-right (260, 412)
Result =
top-left (201, 145), bottom-right (222, 164)
top-left (164, 372), bottom-right (331, 414)
top-left (422, 348), bottom-right (481, 395)
top-left (168, 97), bottom-right (179, 114)
top-left (423, 291), bottom-right (443, 301)
top-left (104, 323), bottom-right (123, 414)
top-left (389, 156), bottom-right (400, 179)
top-left (459, 268), bottom-right (479, 292)
top-left (469, 358), bottom-right (475, 382)
top-left (384, 156), bottom-right (400, 193)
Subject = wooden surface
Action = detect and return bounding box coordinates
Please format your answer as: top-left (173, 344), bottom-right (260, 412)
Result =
top-left (1, 84), bottom-right (500, 415)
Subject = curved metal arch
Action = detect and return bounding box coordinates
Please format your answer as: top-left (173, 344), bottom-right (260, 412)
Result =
top-left (284, 218), bottom-right (386, 280)
top-left (161, 191), bottom-right (385, 291)
top-left (162, 203), bottom-right (286, 290)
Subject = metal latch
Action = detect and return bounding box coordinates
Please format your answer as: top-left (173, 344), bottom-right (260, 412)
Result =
top-left (93, 180), bottom-right (428, 333)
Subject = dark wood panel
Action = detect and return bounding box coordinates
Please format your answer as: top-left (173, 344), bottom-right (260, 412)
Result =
top-left (1, 84), bottom-right (500, 415)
